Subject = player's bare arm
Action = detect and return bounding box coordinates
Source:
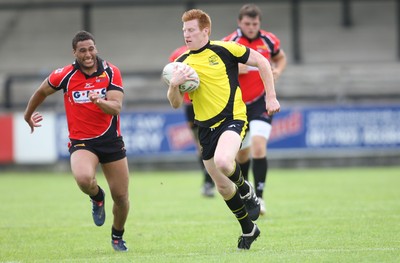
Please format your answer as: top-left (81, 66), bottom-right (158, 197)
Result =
top-left (238, 63), bottom-right (249, 74)
top-left (89, 90), bottom-right (123, 116)
top-left (167, 83), bottom-right (184, 109)
top-left (24, 78), bottom-right (57, 133)
top-left (245, 49), bottom-right (280, 115)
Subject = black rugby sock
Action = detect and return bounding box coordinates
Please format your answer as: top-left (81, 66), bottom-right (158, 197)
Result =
top-left (227, 162), bottom-right (250, 196)
top-left (225, 190), bottom-right (254, 234)
top-left (239, 159), bottom-right (251, 181)
top-left (253, 158), bottom-right (267, 198)
top-left (90, 185), bottom-right (104, 202)
top-left (112, 226), bottom-right (124, 240)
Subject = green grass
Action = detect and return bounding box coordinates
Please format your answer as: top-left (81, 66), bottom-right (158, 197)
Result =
top-left (0, 167), bottom-right (399, 262)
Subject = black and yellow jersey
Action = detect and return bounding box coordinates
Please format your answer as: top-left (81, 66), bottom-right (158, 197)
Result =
top-left (176, 41), bottom-right (250, 128)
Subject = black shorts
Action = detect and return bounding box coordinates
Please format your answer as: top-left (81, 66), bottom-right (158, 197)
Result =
top-left (246, 95), bottom-right (273, 125)
top-left (198, 120), bottom-right (246, 160)
top-left (68, 136), bottom-right (126, 164)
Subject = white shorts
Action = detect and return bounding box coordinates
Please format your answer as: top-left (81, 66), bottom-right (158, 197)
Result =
top-left (241, 120), bottom-right (272, 149)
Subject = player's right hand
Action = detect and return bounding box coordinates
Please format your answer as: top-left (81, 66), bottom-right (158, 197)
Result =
top-left (170, 64), bottom-right (195, 87)
top-left (26, 112), bottom-right (43, 133)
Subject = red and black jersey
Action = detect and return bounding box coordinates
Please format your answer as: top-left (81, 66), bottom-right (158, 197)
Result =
top-left (223, 28), bottom-right (281, 103)
top-left (48, 57), bottom-right (124, 140)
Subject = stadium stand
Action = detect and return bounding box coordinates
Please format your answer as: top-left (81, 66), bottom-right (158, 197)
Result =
top-left (0, 1), bottom-right (398, 110)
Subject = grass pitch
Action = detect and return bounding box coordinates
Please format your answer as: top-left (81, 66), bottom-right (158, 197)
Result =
top-left (0, 167), bottom-right (399, 262)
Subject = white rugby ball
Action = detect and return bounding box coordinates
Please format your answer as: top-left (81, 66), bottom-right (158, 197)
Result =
top-left (162, 62), bottom-right (200, 92)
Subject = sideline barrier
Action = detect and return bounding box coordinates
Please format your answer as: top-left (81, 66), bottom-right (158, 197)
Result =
top-left (1, 105), bottom-right (399, 165)
top-left (58, 105), bottom-right (400, 160)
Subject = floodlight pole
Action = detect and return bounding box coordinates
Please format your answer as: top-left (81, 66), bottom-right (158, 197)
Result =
top-left (397, 0), bottom-right (400, 61)
top-left (342, 0), bottom-right (352, 27)
top-left (291, 0), bottom-right (301, 64)
top-left (83, 3), bottom-right (92, 33)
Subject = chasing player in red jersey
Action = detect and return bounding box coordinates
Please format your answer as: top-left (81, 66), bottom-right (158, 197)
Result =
top-left (223, 4), bottom-right (287, 216)
top-left (24, 31), bottom-right (130, 252)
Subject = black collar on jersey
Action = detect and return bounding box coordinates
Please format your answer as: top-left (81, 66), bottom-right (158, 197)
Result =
top-left (236, 28), bottom-right (261, 43)
top-left (73, 57), bottom-right (105, 78)
top-left (189, 41), bottom-right (211, 54)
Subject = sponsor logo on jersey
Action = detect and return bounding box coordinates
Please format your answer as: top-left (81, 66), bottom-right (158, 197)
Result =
top-left (72, 88), bottom-right (106, 103)
top-left (208, 55), bottom-right (219, 65)
top-left (256, 45), bottom-right (268, 52)
top-left (96, 74), bottom-right (107, 83)
top-left (84, 83), bottom-right (95, 89)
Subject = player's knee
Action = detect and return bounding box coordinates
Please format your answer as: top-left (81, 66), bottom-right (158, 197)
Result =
top-left (74, 172), bottom-right (95, 190)
top-left (236, 152), bottom-right (249, 163)
top-left (111, 192), bottom-right (129, 207)
top-left (214, 155), bottom-right (233, 174)
top-left (75, 174), bottom-right (93, 189)
top-left (252, 146), bottom-right (266, 158)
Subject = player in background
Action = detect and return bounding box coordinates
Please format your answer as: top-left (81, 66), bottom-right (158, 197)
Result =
top-left (167, 9), bottom-right (280, 249)
top-left (169, 45), bottom-right (215, 197)
top-left (223, 4), bottom-right (287, 216)
top-left (24, 31), bottom-right (130, 252)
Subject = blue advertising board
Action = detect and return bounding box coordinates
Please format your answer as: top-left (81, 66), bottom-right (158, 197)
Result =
top-left (120, 110), bottom-right (196, 157)
top-left (56, 105), bottom-right (400, 159)
top-left (269, 105), bottom-right (400, 149)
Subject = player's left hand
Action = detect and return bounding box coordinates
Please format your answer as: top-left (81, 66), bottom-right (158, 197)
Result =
top-left (88, 91), bottom-right (103, 104)
top-left (272, 68), bottom-right (281, 82)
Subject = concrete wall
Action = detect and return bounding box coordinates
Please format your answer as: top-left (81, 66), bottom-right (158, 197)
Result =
top-left (0, 1), bottom-right (396, 74)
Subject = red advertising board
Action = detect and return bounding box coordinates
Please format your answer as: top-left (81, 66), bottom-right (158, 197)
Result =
top-left (0, 114), bottom-right (13, 163)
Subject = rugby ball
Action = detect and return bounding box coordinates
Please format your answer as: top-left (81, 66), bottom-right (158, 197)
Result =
top-left (162, 62), bottom-right (200, 92)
